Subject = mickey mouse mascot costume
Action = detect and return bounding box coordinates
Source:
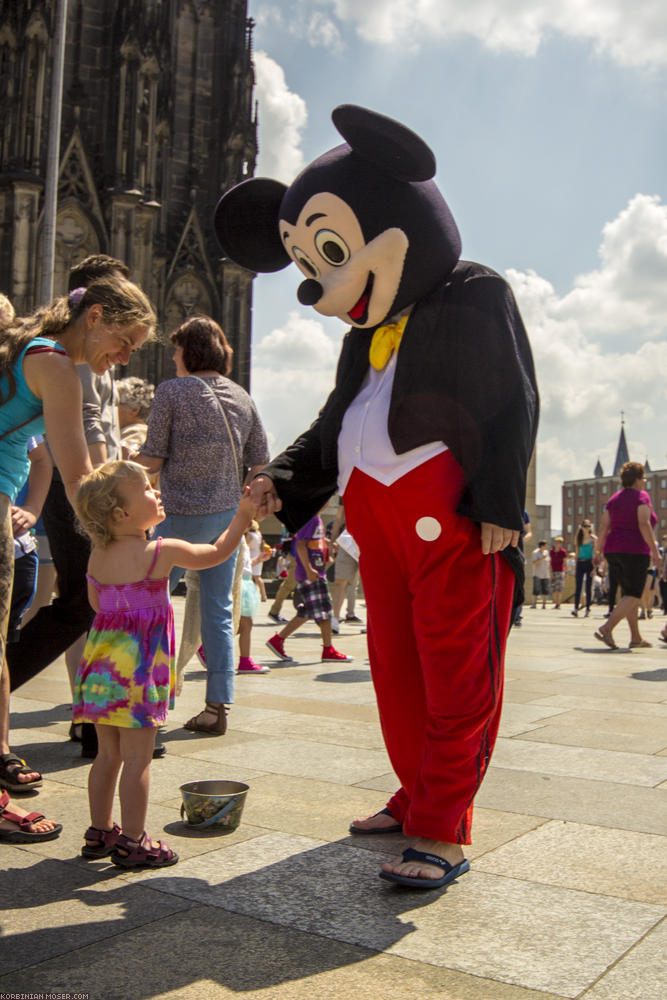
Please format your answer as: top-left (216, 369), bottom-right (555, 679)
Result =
top-left (215, 106), bottom-right (538, 889)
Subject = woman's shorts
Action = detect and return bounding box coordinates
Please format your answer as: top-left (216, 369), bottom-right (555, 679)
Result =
top-left (551, 571), bottom-right (565, 592)
top-left (240, 574), bottom-right (261, 618)
top-left (605, 553), bottom-right (650, 599)
top-left (532, 577), bottom-right (550, 596)
top-left (334, 547), bottom-right (358, 582)
top-left (294, 577), bottom-right (332, 621)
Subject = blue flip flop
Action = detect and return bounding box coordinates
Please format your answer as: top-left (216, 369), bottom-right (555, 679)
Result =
top-left (379, 847), bottom-right (470, 889)
top-left (349, 807), bottom-right (402, 835)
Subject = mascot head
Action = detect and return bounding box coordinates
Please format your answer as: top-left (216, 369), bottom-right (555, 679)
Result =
top-left (214, 105), bottom-right (462, 329)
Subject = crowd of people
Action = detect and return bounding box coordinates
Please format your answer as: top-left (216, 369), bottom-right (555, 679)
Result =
top-left (527, 462), bottom-right (665, 651)
top-left (0, 255), bottom-right (358, 867)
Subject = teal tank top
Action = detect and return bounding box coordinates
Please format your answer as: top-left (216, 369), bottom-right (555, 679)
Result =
top-left (578, 541), bottom-right (593, 560)
top-left (0, 336), bottom-right (65, 501)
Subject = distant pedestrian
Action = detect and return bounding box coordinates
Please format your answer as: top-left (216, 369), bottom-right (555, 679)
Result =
top-left (594, 462), bottom-right (660, 649)
top-left (549, 536), bottom-right (567, 609)
top-left (530, 539), bottom-right (550, 609)
top-left (266, 509), bottom-right (352, 664)
top-left (571, 520), bottom-right (596, 617)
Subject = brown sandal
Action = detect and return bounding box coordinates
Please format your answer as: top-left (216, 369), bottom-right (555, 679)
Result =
top-left (183, 702), bottom-right (228, 735)
top-left (111, 831), bottom-right (178, 869)
top-left (81, 822), bottom-right (121, 858)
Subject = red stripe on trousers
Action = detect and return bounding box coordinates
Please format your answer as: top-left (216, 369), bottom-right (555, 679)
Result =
top-left (343, 451), bottom-right (514, 844)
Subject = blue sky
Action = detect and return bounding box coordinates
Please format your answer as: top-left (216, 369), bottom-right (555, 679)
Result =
top-left (245, 0), bottom-right (667, 526)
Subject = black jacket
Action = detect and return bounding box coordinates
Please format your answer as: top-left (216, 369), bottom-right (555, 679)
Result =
top-left (262, 261), bottom-right (539, 591)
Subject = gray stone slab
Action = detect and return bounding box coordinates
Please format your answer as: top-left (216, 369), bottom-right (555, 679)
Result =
top-left (498, 702), bottom-right (569, 738)
top-left (528, 694), bottom-right (667, 718)
top-left (235, 712), bottom-right (386, 750)
top-left (493, 736), bottom-right (667, 786)
top-left (0, 847), bottom-right (192, 974)
top-left (187, 735), bottom-right (393, 785)
top-left (125, 832), bottom-right (664, 998)
top-left (474, 820), bottom-right (667, 904)
top-left (523, 717), bottom-right (667, 754)
top-left (477, 767), bottom-right (667, 835)
top-left (0, 905), bottom-right (568, 1000)
top-left (582, 918), bottom-right (667, 1000)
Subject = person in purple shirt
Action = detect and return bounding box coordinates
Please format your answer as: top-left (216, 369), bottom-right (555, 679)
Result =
top-left (594, 462), bottom-right (660, 649)
top-left (265, 510), bottom-right (353, 664)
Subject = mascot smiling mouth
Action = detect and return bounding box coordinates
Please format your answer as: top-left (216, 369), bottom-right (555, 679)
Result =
top-left (348, 272), bottom-right (375, 324)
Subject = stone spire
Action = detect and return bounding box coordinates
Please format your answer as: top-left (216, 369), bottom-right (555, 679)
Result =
top-left (612, 416), bottom-right (630, 477)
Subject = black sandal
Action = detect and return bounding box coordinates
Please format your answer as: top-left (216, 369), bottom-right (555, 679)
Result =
top-left (0, 752), bottom-right (42, 793)
top-left (183, 702), bottom-right (228, 735)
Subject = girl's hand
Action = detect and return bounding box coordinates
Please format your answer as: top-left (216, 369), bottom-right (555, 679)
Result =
top-left (238, 486), bottom-right (259, 520)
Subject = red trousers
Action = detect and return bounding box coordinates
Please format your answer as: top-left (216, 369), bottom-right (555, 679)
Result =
top-left (343, 452), bottom-right (514, 844)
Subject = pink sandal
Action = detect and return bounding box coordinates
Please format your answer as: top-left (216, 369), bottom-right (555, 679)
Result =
top-left (81, 822), bottom-right (121, 858)
top-left (111, 831), bottom-right (179, 869)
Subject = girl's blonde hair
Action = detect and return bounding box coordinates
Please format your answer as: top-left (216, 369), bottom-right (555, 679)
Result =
top-left (75, 460), bottom-right (149, 547)
top-left (0, 275), bottom-right (157, 405)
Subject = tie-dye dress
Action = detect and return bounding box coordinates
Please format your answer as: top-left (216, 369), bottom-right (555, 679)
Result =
top-left (73, 539), bottom-right (175, 728)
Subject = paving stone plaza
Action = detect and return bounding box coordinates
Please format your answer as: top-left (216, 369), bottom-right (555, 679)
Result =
top-left (2, 599), bottom-right (666, 999)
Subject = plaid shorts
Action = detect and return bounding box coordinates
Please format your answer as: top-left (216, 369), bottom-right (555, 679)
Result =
top-left (294, 576), bottom-right (332, 621)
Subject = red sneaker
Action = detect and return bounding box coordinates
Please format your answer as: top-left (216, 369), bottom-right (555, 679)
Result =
top-left (322, 646), bottom-right (353, 663)
top-left (237, 657), bottom-right (270, 674)
top-left (196, 644), bottom-right (207, 667)
top-left (265, 634), bottom-right (295, 662)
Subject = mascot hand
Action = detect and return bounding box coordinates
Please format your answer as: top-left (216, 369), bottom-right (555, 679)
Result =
top-left (249, 474), bottom-right (282, 519)
top-left (481, 523), bottom-right (519, 555)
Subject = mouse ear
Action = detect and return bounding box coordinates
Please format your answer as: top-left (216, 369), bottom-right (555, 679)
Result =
top-left (214, 178), bottom-right (290, 272)
top-left (332, 105), bottom-right (436, 182)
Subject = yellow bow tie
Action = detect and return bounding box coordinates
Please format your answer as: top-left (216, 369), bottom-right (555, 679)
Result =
top-left (368, 315), bottom-right (408, 370)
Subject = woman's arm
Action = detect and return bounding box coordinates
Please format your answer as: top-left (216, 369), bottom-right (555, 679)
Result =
top-left (594, 512), bottom-right (610, 564)
top-left (637, 505), bottom-right (661, 566)
top-left (132, 452), bottom-right (164, 475)
top-left (23, 351), bottom-right (92, 505)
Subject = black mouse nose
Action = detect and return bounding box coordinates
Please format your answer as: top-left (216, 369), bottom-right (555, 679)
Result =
top-left (297, 279), bottom-right (323, 306)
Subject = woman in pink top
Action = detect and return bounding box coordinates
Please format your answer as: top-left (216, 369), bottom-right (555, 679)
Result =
top-left (594, 462), bottom-right (660, 649)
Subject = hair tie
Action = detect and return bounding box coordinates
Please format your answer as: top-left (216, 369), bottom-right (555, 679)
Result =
top-left (68, 286), bottom-right (86, 309)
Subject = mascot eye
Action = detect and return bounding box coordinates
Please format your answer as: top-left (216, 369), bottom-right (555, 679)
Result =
top-left (314, 230), bottom-right (350, 266)
top-left (291, 246), bottom-right (319, 278)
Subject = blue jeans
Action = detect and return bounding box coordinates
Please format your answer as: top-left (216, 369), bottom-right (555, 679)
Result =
top-left (157, 509), bottom-right (238, 704)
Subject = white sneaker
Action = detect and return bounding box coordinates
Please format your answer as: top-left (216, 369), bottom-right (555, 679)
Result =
top-left (331, 617), bottom-right (340, 634)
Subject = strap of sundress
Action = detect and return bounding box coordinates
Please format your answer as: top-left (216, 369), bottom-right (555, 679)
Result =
top-left (143, 537), bottom-right (162, 580)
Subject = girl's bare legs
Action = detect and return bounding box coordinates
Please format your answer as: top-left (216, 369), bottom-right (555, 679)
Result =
top-left (238, 616), bottom-right (252, 658)
top-left (117, 727), bottom-right (156, 842)
top-left (89, 725), bottom-right (122, 833)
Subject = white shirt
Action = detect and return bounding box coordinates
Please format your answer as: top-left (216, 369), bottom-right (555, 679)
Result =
top-left (337, 352), bottom-right (447, 494)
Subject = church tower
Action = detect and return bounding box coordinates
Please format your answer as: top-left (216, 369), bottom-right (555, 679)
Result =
top-left (0, 0), bottom-right (257, 387)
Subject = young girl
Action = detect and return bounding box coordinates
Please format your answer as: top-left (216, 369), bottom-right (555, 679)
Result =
top-left (73, 460), bottom-right (256, 869)
top-left (237, 531), bottom-right (269, 674)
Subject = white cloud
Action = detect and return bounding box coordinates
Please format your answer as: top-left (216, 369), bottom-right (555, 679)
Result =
top-left (253, 51), bottom-right (308, 183)
top-left (251, 311), bottom-right (339, 456)
top-left (507, 194), bottom-right (667, 524)
top-left (321, 0), bottom-right (667, 68)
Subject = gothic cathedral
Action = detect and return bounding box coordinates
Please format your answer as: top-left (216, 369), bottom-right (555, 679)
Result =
top-left (0, 0), bottom-right (257, 386)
